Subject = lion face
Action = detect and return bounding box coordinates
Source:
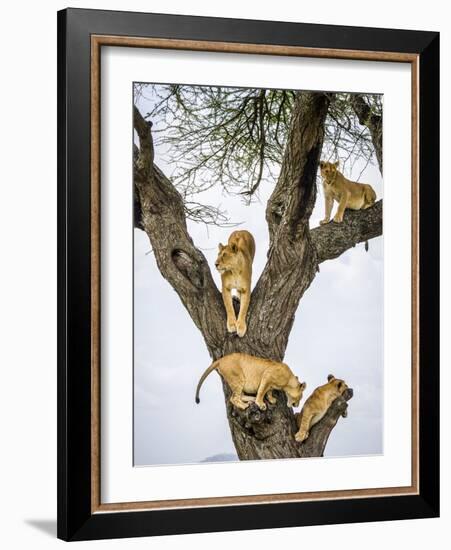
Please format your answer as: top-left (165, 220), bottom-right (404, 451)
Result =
top-left (215, 243), bottom-right (240, 274)
top-left (327, 374), bottom-right (348, 395)
top-left (286, 379), bottom-right (306, 408)
top-left (319, 160), bottom-right (339, 180)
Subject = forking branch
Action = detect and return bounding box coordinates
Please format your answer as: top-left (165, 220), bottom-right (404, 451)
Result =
top-left (133, 87), bottom-right (382, 460)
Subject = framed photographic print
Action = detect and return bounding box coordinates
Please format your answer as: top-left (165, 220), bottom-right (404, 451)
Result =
top-left (57, 8), bottom-right (440, 541)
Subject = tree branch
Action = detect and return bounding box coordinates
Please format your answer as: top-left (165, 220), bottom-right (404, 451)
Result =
top-left (223, 385), bottom-right (353, 459)
top-left (134, 92), bottom-right (371, 461)
top-left (133, 106), bottom-right (225, 356)
top-left (133, 106), bottom-right (155, 181)
top-left (298, 388), bottom-right (354, 457)
top-left (311, 200), bottom-right (383, 263)
top-left (266, 92), bottom-right (331, 244)
top-left (351, 94), bottom-right (383, 173)
top-left (237, 92), bottom-right (330, 360)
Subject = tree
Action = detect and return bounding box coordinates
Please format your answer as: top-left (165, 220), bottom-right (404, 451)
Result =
top-left (133, 86), bottom-right (382, 460)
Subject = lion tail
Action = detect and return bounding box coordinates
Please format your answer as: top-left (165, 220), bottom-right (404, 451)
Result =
top-left (195, 360), bottom-right (220, 404)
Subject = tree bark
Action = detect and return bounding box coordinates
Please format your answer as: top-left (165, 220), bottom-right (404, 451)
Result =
top-left (311, 200), bottom-right (383, 263)
top-left (133, 92), bottom-right (381, 461)
top-left (351, 94), bottom-right (383, 173)
top-left (134, 106), bottom-right (226, 358)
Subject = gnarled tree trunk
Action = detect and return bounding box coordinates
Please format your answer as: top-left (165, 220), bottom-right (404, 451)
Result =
top-left (133, 91), bottom-right (382, 460)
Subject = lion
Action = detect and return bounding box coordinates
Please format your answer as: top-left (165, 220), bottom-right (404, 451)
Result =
top-left (195, 352), bottom-right (306, 411)
top-left (319, 160), bottom-right (377, 224)
top-left (215, 230), bottom-right (255, 337)
top-left (294, 374), bottom-right (349, 443)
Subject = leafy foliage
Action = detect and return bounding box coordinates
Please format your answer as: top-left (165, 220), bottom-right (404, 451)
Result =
top-left (134, 83), bottom-right (381, 225)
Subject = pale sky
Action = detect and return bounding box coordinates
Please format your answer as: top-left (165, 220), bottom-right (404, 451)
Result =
top-left (133, 87), bottom-right (383, 466)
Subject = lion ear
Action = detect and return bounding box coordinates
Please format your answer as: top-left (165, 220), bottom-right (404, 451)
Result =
top-left (218, 243), bottom-right (224, 251)
top-left (230, 243), bottom-right (238, 253)
top-left (327, 374), bottom-right (335, 382)
top-left (301, 382), bottom-right (307, 390)
top-left (319, 161), bottom-right (324, 168)
top-left (334, 160), bottom-right (339, 168)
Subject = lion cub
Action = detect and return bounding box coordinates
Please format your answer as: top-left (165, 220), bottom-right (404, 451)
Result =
top-left (294, 374), bottom-right (348, 443)
top-left (215, 230), bottom-right (255, 337)
top-left (319, 160), bottom-right (377, 224)
top-left (195, 352), bottom-right (306, 411)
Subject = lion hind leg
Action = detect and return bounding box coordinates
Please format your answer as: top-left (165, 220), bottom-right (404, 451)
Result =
top-left (229, 377), bottom-right (249, 410)
top-left (241, 394), bottom-right (256, 403)
top-left (230, 393), bottom-right (249, 410)
top-left (363, 186), bottom-right (377, 208)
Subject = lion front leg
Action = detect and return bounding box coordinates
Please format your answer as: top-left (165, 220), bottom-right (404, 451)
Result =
top-left (319, 194), bottom-right (333, 225)
top-left (255, 373), bottom-right (272, 410)
top-left (222, 286), bottom-right (237, 333)
top-left (295, 409), bottom-right (313, 443)
top-left (235, 288), bottom-right (250, 337)
top-left (333, 191), bottom-right (349, 223)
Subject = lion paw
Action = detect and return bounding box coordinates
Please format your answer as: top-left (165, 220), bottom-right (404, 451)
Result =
top-left (319, 219), bottom-right (330, 225)
top-left (295, 431), bottom-right (308, 443)
top-left (236, 320), bottom-right (247, 337)
top-left (231, 399), bottom-right (249, 410)
top-left (227, 320), bottom-right (237, 333)
top-left (333, 215), bottom-right (343, 223)
top-left (255, 401), bottom-right (266, 411)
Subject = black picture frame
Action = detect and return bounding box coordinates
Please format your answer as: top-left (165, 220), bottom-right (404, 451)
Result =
top-left (57, 7), bottom-right (439, 542)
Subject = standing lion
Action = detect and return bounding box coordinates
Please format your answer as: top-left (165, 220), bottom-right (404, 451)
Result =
top-left (215, 230), bottom-right (255, 337)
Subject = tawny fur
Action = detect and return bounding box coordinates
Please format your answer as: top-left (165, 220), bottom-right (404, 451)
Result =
top-left (196, 352), bottom-right (306, 411)
top-left (294, 374), bottom-right (349, 443)
top-left (215, 230), bottom-right (255, 337)
top-left (319, 160), bottom-right (377, 224)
